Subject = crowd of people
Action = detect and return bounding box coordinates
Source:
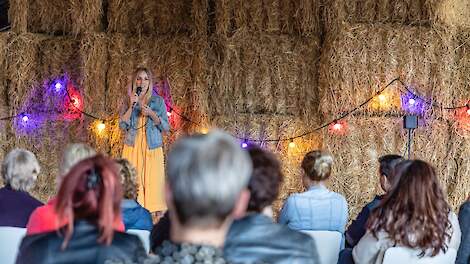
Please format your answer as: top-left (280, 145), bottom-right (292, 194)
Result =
top-left (0, 130), bottom-right (468, 264)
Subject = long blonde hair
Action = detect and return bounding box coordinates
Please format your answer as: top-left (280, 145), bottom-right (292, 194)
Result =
top-left (130, 67), bottom-right (153, 103)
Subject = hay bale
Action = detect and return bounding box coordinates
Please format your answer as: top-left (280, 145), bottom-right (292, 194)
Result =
top-left (107, 0), bottom-right (206, 36)
top-left (215, 0), bottom-right (321, 37)
top-left (209, 30), bottom-right (321, 123)
top-left (9, 0), bottom-right (103, 35)
top-left (323, 0), bottom-right (438, 31)
top-left (436, 0), bottom-right (470, 29)
top-left (319, 24), bottom-right (456, 117)
top-left (322, 116), bottom-right (458, 218)
top-left (211, 113), bottom-right (322, 215)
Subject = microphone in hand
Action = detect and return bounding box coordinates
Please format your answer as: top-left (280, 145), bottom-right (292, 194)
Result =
top-left (132, 87), bottom-right (142, 108)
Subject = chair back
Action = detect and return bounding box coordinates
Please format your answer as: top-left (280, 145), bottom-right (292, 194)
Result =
top-left (0, 227), bottom-right (27, 264)
top-left (382, 247), bottom-right (457, 264)
top-left (300, 230), bottom-right (342, 264)
top-left (126, 229), bottom-right (150, 253)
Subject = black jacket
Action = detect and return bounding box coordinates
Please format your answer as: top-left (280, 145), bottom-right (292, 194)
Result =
top-left (16, 220), bottom-right (147, 264)
top-left (224, 213), bottom-right (319, 264)
top-left (457, 201), bottom-right (470, 264)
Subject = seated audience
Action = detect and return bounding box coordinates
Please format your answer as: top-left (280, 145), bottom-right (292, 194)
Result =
top-left (279, 150), bottom-right (348, 237)
top-left (146, 130), bottom-right (252, 263)
top-left (456, 196), bottom-right (470, 264)
top-left (0, 148), bottom-right (43, 227)
top-left (115, 158), bottom-right (152, 231)
top-left (350, 160), bottom-right (461, 264)
top-left (224, 145), bottom-right (319, 263)
top-left (345, 154), bottom-right (403, 247)
top-left (16, 155), bottom-right (146, 264)
top-left (26, 143), bottom-right (124, 235)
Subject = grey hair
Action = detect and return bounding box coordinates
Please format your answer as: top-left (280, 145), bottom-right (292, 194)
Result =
top-left (166, 130), bottom-right (252, 227)
top-left (2, 148), bottom-right (40, 191)
top-left (60, 143), bottom-right (96, 178)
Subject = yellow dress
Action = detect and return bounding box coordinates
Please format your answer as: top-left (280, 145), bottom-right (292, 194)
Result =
top-left (122, 116), bottom-right (166, 212)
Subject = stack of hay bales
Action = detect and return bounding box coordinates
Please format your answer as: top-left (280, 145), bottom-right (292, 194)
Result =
top-left (211, 0), bottom-right (323, 211)
top-left (319, 0), bottom-right (470, 217)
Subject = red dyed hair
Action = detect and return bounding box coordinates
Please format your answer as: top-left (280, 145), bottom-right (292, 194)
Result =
top-left (55, 154), bottom-right (122, 249)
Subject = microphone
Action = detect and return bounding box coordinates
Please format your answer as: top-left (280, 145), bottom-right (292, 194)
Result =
top-left (132, 86), bottom-right (142, 109)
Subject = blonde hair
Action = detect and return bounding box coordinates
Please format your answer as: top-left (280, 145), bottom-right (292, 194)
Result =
top-left (2, 148), bottom-right (40, 191)
top-left (301, 150), bottom-right (333, 181)
top-left (131, 67), bottom-right (153, 103)
top-left (60, 143), bottom-right (96, 178)
top-left (114, 158), bottom-right (138, 200)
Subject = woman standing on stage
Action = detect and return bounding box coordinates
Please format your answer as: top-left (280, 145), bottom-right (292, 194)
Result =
top-left (119, 67), bottom-right (170, 215)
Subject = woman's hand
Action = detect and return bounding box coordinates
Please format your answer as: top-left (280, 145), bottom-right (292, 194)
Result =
top-left (142, 105), bottom-right (161, 124)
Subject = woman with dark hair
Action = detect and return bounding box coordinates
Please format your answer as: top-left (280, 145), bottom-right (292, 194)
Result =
top-left (279, 150), bottom-right (348, 237)
top-left (224, 146), bottom-right (319, 263)
top-left (16, 155), bottom-right (146, 264)
top-left (352, 160), bottom-right (461, 264)
top-left (456, 195), bottom-right (470, 264)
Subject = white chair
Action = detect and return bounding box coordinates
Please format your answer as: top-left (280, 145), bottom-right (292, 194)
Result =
top-left (126, 229), bottom-right (150, 253)
top-left (300, 230), bottom-right (342, 264)
top-left (0, 227), bottom-right (27, 264)
top-left (382, 247), bottom-right (457, 264)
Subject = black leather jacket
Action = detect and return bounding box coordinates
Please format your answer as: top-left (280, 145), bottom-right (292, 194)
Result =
top-left (16, 220), bottom-right (147, 264)
top-left (224, 213), bottom-right (319, 264)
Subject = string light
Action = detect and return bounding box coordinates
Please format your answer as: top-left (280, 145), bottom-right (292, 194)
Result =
top-left (54, 82), bottom-right (62, 92)
top-left (408, 98), bottom-right (416, 106)
top-left (200, 128), bottom-right (208, 134)
top-left (241, 142), bottom-right (248, 148)
top-left (332, 123), bottom-right (342, 131)
top-left (96, 121), bottom-right (106, 134)
top-left (378, 94), bottom-right (387, 103)
top-left (288, 139), bottom-right (296, 148)
top-left (21, 115), bottom-right (29, 122)
top-left (167, 111), bottom-right (172, 117)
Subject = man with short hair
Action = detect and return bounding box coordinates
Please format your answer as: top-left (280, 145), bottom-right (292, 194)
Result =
top-left (148, 130), bottom-right (252, 263)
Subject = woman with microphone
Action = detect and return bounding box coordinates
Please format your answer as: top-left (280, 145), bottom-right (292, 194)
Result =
top-left (120, 67), bottom-right (170, 216)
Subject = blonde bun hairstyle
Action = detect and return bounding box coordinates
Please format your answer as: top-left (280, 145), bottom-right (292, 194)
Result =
top-left (301, 150), bottom-right (333, 181)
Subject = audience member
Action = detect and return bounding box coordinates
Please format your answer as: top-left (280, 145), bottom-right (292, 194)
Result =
top-left (115, 158), bottom-right (152, 231)
top-left (26, 143), bottom-right (124, 235)
top-left (345, 154), bottom-right (403, 247)
top-left (456, 196), bottom-right (470, 264)
top-left (146, 130), bottom-right (252, 263)
top-left (279, 150), bottom-right (348, 237)
top-left (150, 211), bottom-right (170, 253)
top-left (16, 155), bottom-right (146, 264)
top-left (224, 145), bottom-right (319, 263)
top-left (0, 148), bottom-right (43, 227)
top-left (350, 160), bottom-right (461, 264)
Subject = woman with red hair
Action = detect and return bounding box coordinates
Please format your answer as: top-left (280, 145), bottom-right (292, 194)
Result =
top-left (16, 155), bottom-right (146, 264)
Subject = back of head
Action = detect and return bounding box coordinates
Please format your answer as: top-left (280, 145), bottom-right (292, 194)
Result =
top-left (55, 154), bottom-right (122, 249)
top-left (378, 154), bottom-right (403, 182)
top-left (301, 150), bottom-right (333, 182)
top-left (115, 158), bottom-right (138, 200)
top-left (368, 160), bottom-right (451, 256)
top-left (246, 146), bottom-right (283, 213)
top-left (60, 143), bottom-right (96, 177)
top-left (2, 148), bottom-right (40, 192)
top-left (166, 130), bottom-right (252, 228)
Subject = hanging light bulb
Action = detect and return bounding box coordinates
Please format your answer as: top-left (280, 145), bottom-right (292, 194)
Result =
top-left (96, 121), bottom-right (106, 133)
top-left (378, 94), bottom-right (387, 103)
top-left (288, 139), bottom-right (296, 148)
top-left (200, 128), bottom-right (208, 134)
top-left (332, 122), bottom-right (342, 131)
top-left (21, 115), bottom-right (29, 123)
top-left (54, 82), bottom-right (62, 92)
top-left (241, 142), bottom-right (248, 148)
top-left (408, 98), bottom-right (416, 106)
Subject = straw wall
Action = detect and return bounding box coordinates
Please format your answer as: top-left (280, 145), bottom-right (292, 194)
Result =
top-left (209, 30), bottom-right (321, 123)
top-left (107, 0), bottom-right (207, 36)
top-left (214, 0), bottom-right (321, 37)
top-left (9, 0), bottom-right (103, 34)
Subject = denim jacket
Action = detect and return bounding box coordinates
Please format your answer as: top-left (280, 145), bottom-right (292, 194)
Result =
top-left (119, 95), bottom-right (170, 149)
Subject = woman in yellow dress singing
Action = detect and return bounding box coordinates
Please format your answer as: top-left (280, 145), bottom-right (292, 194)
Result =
top-left (119, 67), bottom-right (170, 214)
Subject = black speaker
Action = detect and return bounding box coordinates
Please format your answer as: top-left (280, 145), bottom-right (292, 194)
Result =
top-left (403, 115), bottom-right (418, 129)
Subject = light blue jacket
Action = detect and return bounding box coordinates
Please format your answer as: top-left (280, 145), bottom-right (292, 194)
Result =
top-left (119, 95), bottom-right (170, 149)
top-left (279, 184), bottom-right (348, 235)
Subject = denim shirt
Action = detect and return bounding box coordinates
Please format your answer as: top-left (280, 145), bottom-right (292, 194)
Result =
top-left (119, 95), bottom-right (170, 149)
top-left (279, 184), bottom-right (348, 237)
